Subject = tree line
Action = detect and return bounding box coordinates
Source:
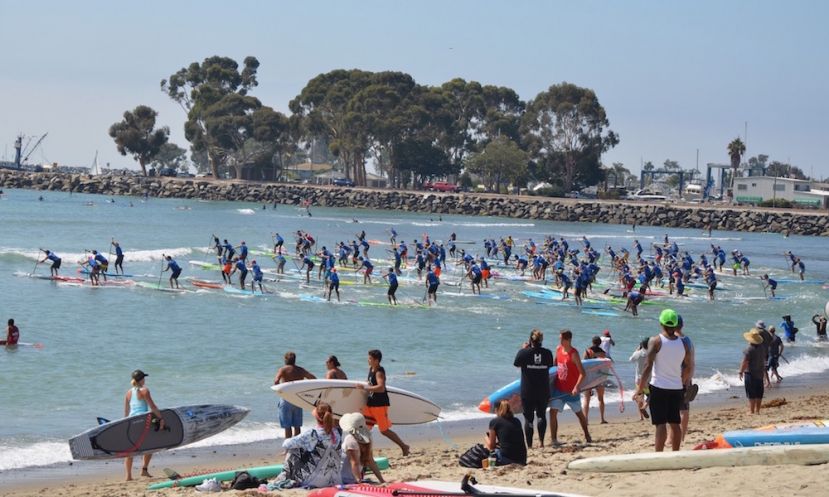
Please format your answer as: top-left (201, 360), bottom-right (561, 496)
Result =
top-left (108, 55), bottom-right (619, 194)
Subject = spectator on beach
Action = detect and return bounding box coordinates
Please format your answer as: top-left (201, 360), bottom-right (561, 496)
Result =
top-left (513, 329), bottom-right (554, 448)
top-left (740, 328), bottom-right (766, 414)
top-left (356, 349), bottom-right (410, 456)
top-left (123, 370), bottom-right (165, 481)
top-left (274, 352), bottom-right (316, 439)
top-left (549, 329), bottom-right (592, 445)
top-left (673, 316), bottom-right (697, 445)
top-left (629, 339), bottom-right (650, 420)
top-left (325, 355), bottom-right (347, 380)
top-left (582, 336), bottom-right (608, 425)
top-left (275, 401), bottom-right (343, 488)
top-left (599, 329), bottom-right (615, 358)
top-left (484, 400), bottom-right (527, 466)
top-left (634, 309), bottom-right (691, 452)
top-left (340, 412), bottom-right (385, 484)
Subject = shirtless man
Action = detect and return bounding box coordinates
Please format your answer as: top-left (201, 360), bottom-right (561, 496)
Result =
top-left (273, 352), bottom-right (316, 439)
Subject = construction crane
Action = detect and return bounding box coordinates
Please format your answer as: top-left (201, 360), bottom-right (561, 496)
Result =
top-left (14, 132), bottom-right (48, 169)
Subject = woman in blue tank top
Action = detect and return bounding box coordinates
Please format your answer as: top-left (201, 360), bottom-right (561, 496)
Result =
top-left (123, 369), bottom-right (165, 481)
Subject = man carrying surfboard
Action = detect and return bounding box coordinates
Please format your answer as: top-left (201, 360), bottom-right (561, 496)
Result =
top-left (633, 309), bottom-right (691, 452)
top-left (548, 330), bottom-right (592, 446)
top-left (356, 349), bottom-right (410, 456)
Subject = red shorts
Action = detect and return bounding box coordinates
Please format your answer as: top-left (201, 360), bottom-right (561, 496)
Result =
top-left (362, 405), bottom-right (392, 432)
top-left (435, 267), bottom-right (442, 277)
top-left (482, 269), bottom-right (490, 280)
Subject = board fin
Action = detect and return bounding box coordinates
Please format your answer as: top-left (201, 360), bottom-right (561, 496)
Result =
top-left (97, 417), bottom-right (110, 425)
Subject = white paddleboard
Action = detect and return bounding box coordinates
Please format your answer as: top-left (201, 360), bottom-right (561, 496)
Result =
top-left (271, 379), bottom-right (440, 425)
top-left (567, 443), bottom-right (829, 472)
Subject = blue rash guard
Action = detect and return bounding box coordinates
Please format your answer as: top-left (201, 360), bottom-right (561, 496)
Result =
top-left (252, 262), bottom-right (263, 281)
top-left (426, 271), bottom-right (439, 288)
top-left (387, 272), bottom-right (398, 286)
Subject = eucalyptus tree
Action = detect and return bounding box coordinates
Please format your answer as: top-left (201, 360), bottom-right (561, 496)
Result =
top-left (464, 136), bottom-right (528, 193)
top-left (108, 105), bottom-right (169, 176)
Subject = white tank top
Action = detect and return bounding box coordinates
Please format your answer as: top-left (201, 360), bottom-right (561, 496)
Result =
top-left (650, 334), bottom-right (685, 390)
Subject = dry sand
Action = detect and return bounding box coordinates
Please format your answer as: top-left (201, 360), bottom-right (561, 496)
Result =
top-left (4, 389), bottom-right (828, 497)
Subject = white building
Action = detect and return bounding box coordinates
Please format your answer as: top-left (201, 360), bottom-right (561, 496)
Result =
top-left (733, 176), bottom-right (829, 208)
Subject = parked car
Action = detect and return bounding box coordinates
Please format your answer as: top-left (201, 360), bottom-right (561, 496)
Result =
top-left (332, 177), bottom-right (355, 187)
top-left (158, 167), bottom-right (177, 177)
top-left (423, 181), bottom-right (460, 193)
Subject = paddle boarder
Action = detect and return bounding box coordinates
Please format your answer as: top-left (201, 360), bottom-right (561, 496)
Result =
top-left (1, 319), bottom-right (20, 346)
top-left (123, 369), bottom-right (165, 481)
top-left (425, 265), bottom-right (439, 306)
top-left (92, 250), bottom-right (109, 282)
top-left (513, 329), bottom-right (554, 448)
top-left (230, 257), bottom-right (248, 290)
top-left (633, 309), bottom-right (691, 452)
top-left (327, 267), bottom-right (341, 302)
top-left (162, 255), bottom-right (182, 289)
top-left (111, 240), bottom-right (125, 275)
top-left (356, 349), bottom-right (410, 456)
top-left (273, 352), bottom-right (316, 439)
top-left (39, 249), bottom-right (62, 276)
top-left (548, 329), bottom-right (592, 446)
top-left (250, 259), bottom-right (264, 293)
top-left (382, 267), bottom-right (399, 305)
top-left (761, 274), bottom-right (778, 297)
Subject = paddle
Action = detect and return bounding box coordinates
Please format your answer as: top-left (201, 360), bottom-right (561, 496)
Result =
top-left (157, 254), bottom-right (165, 289)
top-left (31, 250), bottom-right (41, 276)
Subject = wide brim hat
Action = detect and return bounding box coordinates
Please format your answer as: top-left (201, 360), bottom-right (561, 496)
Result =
top-left (743, 328), bottom-right (764, 345)
top-left (339, 412), bottom-right (371, 444)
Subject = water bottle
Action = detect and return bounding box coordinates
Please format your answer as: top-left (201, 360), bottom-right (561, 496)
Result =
top-left (487, 451), bottom-right (497, 470)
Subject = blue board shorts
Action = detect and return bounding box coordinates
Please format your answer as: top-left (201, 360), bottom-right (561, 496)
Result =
top-left (278, 399), bottom-right (303, 428)
top-left (550, 391), bottom-right (582, 413)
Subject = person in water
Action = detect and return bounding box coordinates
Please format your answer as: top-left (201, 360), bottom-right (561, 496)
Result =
top-left (123, 370), bottom-right (165, 481)
top-left (1, 319), bottom-right (20, 346)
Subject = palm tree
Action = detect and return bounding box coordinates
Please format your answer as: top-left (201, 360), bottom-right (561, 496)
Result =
top-left (727, 138), bottom-right (746, 200)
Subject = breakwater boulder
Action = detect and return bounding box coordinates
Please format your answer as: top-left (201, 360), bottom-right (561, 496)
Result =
top-left (2, 169), bottom-right (828, 236)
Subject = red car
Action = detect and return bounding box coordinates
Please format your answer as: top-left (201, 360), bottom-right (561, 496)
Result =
top-left (423, 181), bottom-right (460, 193)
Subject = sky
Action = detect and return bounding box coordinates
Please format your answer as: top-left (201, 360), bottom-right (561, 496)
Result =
top-left (1, 0), bottom-right (828, 179)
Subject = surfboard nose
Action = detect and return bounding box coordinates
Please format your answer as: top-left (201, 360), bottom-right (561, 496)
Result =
top-left (478, 397), bottom-right (491, 413)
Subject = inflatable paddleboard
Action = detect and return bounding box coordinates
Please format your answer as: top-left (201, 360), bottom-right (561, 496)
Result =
top-left (69, 404), bottom-right (248, 460)
top-left (310, 480), bottom-right (588, 497)
top-left (700, 419), bottom-right (829, 448)
top-left (271, 379), bottom-right (440, 425)
top-left (567, 443), bottom-right (829, 472)
top-left (147, 457), bottom-right (389, 490)
top-left (479, 358), bottom-right (613, 414)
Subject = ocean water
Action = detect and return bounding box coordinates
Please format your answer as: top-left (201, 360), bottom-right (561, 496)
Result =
top-left (1, 188), bottom-right (828, 471)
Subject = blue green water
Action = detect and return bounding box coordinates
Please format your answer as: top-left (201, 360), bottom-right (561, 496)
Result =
top-left (1, 188), bottom-right (828, 471)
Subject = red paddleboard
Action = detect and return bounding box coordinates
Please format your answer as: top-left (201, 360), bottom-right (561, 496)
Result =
top-left (191, 279), bottom-right (223, 289)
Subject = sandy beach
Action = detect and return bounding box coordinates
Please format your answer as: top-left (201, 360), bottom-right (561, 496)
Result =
top-left (5, 384), bottom-right (827, 497)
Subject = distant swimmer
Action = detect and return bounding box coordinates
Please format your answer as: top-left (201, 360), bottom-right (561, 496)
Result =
top-left (761, 274), bottom-right (777, 297)
top-left (111, 240), bottom-right (125, 275)
top-left (1, 319), bottom-right (20, 346)
top-left (39, 249), bottom-right (62, 276)
top-left (327, 267), bottom-right (340, 302)
top-left (162, 255), bottom-right (182, 289)
top-left (382, 268), bottom-right (399, 305)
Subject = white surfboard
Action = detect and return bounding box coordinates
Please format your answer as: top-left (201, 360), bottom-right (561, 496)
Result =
top-left (567, 443), bottom-right (829, 472)
top-left (69, 404), bottom-right (248, 460)
top-left (271, 379), bottom-right (440, 425)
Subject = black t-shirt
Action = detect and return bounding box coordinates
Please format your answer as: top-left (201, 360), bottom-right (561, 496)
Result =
top-left (366, 366), bottom-right (390, 407)
top-left (743, 344), bottom-right (766, 377)
top-left (513, 345), bottom-right (554, 401)
top-left (488, 416), bottom-right (527, 465)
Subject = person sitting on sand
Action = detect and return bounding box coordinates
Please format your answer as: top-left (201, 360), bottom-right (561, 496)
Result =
top-left (123, 370), bottom-right (165, 481)
top-left (275, 401), bottom-right (342, 488)
top-left (340, 412), bottom-right (386, 484)
top-left (484, 400), bottom-right (527, 466)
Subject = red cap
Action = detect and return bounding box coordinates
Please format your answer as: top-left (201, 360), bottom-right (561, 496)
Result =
top-left (603, 329), bottom-right (611, 336)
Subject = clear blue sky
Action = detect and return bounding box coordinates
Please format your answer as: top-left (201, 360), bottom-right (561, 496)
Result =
top-left (2, 0), bottom-right (828, 179)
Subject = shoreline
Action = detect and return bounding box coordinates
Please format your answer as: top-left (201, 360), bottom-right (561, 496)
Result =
top-left (3, 381), bottom-right (827, 496)
top-left (2, 172), bottom-right (828, 237)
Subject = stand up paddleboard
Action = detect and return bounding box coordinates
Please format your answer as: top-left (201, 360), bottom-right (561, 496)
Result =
top-left (310, 478), bottom-right (589, 497)
top-left (69, 404), bottom-right (248, 460)
top-left (567, 443), bottom-right (829, 472)
top-left (698, 419), bottom-right (829, 448)
top-left (148, 457), bottom-right (389, 490)
top-left (479, 358), bottom-right (614, 414)
top-left (271, 379), bottom-right (440, 425)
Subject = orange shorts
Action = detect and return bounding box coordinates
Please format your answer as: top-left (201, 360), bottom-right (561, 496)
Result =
top-left (482, 269), bottom-right (490, 279)
top-left (362, 405), bottom-right (392, 432)
top-left (435, 267), bottom-right (442, 277)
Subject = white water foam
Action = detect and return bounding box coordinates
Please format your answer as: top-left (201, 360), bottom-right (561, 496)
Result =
top-left (0, 441), bottom-right (72, 471)
top-left (2, 247), bottom-right (193, 263)
top-left (237, 209), bottom-right (256, 215)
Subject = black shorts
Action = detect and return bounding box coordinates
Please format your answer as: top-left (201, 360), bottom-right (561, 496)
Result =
top-left (115, 255), bottom-right (124, 265)
top-left (766, 356), bottom-right (780, 370)
top-left (428, 284), bottom-right (438, 294)
top-left (52, 259), bottom-right (62, 269)
top-left (648, 385), bottom-right (683, 425)
top-left (744, 373), bottom-right (764, 399)
top-left (388, 283), bottom-right (398, 295)
top-left (171, 268), bottom-right (182, 279)
top-left (472, 275), bottom-right (482, 284)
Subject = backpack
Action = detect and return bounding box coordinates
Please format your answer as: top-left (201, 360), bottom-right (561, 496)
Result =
top-left (459, 443), bottom-right (490, 468)
top-left (230, 470), bottom-right (264, 490)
